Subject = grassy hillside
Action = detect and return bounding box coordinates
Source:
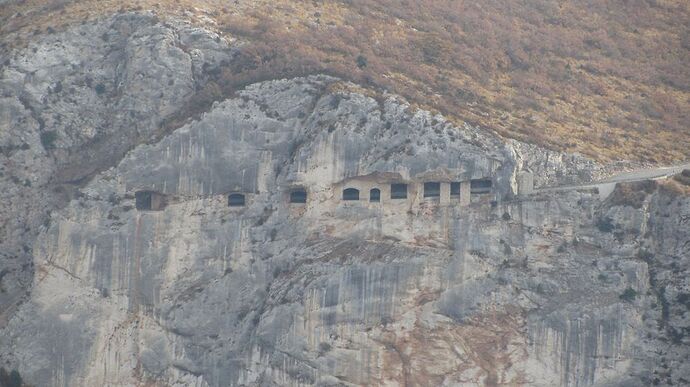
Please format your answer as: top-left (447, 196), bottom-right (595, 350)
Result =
top-left (2, 0), bottom-right (689, 163)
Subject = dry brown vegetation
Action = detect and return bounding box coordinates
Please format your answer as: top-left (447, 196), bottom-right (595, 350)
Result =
top-left (1, 0), bottom-right (689, 163)
top-left (608, 180), bottom-right (658, 208)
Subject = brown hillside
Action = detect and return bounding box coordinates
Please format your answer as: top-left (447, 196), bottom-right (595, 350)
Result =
top-left (2, 0), bottom-right (689, 163)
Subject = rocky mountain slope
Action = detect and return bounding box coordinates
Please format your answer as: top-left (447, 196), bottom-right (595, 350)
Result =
top-left (2, 0), bottom-right (689, 163)
top-left (1, 11), bottom-right (689, 387)
top-left (0, 12), bottom-right (233, 323)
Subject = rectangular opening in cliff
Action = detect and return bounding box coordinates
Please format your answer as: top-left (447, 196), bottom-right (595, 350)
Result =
top-left (470, 179), bottom-right (492, 194)
top-left (342, 188), bottom-right (360, 201)
top-left (424, 182), bottom-right (441, 198)
top-left (370, 188), bottom-right (381, 202)
top-left (290, 189), bottom-right (307, 204)
top-left (391, 183), bottom-right (408, 199)
top-left (450, 182), bottom-right (461, 196)
top-left (228, 193), bottom-right (246, 207)
top-left (135, 190), bottom-right (166, 211)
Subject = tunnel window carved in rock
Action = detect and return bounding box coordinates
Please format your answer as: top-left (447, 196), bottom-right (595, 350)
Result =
top-left (424, 182), bottom-right (441, 198)
top-left (343, 188), bottom-right (360, 201)
top-left (390, 183), bottom-right (407, 199)
top-left (470, 179), bottom-right (492, 194)
top-left (290, 189), bottom-right (307, 204)
top-left (370, 188), bottom-right (381, 202)
top-left (228, 193), bottom-right (246, 207)
top-left (135, 190), bottom-right (165, 211)
top-left (450, 182), bottom-right (461, 196)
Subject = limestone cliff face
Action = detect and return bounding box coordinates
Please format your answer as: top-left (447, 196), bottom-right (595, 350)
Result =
top-left (0, 12), bottom-right (232, 318)
top-left (1, 13), bottom-right (689, 387)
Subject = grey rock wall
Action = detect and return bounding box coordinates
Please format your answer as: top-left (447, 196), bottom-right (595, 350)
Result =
top-left (0, 12), bottom-right (234, 320)
top-left (1, 13), bottom-right (688, 387)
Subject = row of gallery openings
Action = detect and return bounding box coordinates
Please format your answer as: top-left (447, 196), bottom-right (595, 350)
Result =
top-left (135, 179), bottom-right (492, 211)
top-left (340, 179), bottom-right (491, 201)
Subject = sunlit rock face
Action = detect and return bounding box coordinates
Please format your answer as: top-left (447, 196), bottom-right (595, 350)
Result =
top-left (1, 14), bottom-right (689, 387)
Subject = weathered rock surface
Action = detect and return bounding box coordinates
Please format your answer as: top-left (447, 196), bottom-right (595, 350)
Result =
top-left (0, 12), bottom-right (234, 319)
top-left (1, 13), bottom-right (689, 387)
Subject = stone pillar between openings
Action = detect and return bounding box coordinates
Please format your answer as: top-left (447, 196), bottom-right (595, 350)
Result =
top-left (459, 181), bottom-right (471, 206)
top-left (380, 184), bottom-right (392, 204)
top-left (440, 182), bottom-right (451, 206)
